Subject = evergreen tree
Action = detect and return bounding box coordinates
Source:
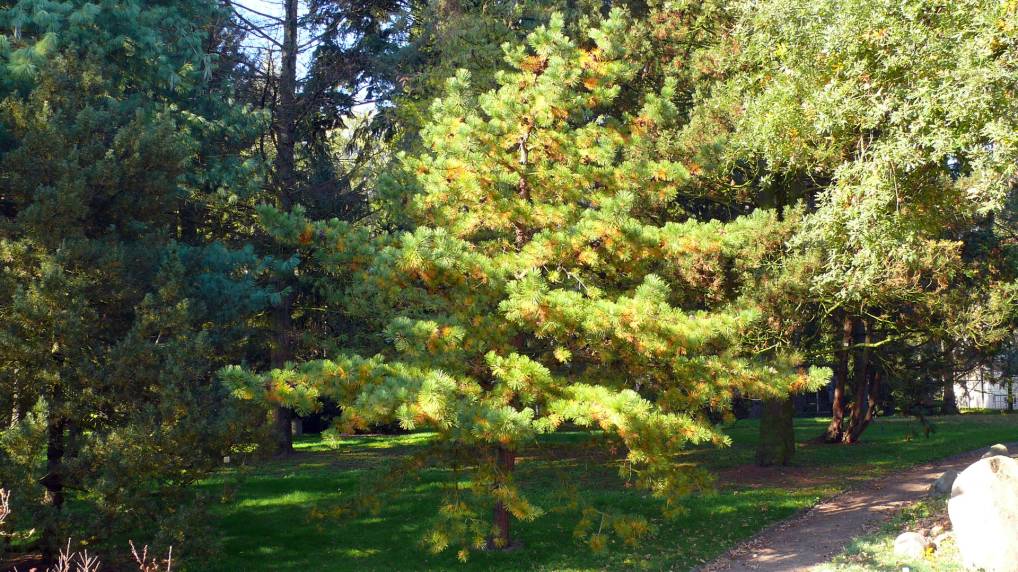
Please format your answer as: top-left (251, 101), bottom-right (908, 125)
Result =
top-left (225, 11), bottom-right (825, 555)
top-left (0, 0), bottom-right (270, 560)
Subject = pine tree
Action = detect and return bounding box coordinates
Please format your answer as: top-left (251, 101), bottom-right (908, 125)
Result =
top-left (226, 11), bottom-right (825, 555)
top-left (0, 0), bottom-right (270, 560)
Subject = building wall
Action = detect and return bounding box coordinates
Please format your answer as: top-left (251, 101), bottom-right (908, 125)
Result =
top-left (955, 369), bottom-right (1013, 410)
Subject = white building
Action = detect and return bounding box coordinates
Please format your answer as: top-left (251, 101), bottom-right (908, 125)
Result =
top-left (955, 369), bottom-right (1014, 410)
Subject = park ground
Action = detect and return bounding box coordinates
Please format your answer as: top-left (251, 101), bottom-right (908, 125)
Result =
top-left (817, 496), bottom-right (961, 572)
top-left (198, 413), bottom-right (1018, 571)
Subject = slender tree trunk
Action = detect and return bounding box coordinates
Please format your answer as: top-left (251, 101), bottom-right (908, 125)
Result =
top-left (487, 445), bottom-right (516, 550)
top-left (270, 0), bottom-right (300, 456)
top-left (843, 317), bottom-right (870, 444)
top-left (824, 313), bottom-right (852, 442)
top-left (846, 362), bottom-right (881, 442)
top-left (485, 128), bottom-right (530, 550)
top-left (41, 385), bottom-right (66, 561)
top-left (941, 340), bottom-right (959, 415)
top-left (757, 181), bottom-right (795, 464)
top-left (271, 301), bottom-right (295, 456)
top-left (275, 0), bottom-right (298, 197)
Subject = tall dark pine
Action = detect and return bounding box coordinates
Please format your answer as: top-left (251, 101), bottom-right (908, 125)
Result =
top-left (269, 0), bottom-right (300, 456)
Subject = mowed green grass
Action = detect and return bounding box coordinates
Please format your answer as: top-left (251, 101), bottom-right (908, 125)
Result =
top-left (197, 414), bottom-right (1018, 572)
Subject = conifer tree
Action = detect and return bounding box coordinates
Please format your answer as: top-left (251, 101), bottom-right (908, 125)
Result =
top-left (0, 0), bottom-right (270, 559)
top-left (226, 11), bottom-right (826, 555)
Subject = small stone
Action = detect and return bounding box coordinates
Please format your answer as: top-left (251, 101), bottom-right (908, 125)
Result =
top-left (929, 524), bottom-right (944, 537)
top-left (930, 470), bottom-right (958, 496)
top-left (893, 532), bottom-right (927, 559)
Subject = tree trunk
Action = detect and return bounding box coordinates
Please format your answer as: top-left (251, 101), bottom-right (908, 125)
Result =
top-left (941, 340), bottom-right (959, 415)
top-left (843, 317), bottom-right (871, 444)
top-left (269, 0), bottom-right (300, 457)
top-left (846, 366), bottom-right (880, 443)
top-left (757, 397), bottom-right (795, 466)
top-left (759, 182), bottom-right (796, 465)
top-left (485, 101), bottom-right (529, 552)
top-left (271, 301), bottom-right (295, 456)
top-left (487, 446), bottom-right (516, 550)
top-left (275, 0), bottom-right (298, 199)
top-left (824, 313), bottom-right (853, 442)
top-left (41, 386), bottom-right (66, 561)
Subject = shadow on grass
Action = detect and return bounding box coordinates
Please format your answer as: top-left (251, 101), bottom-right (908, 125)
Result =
top-left (199, 414), bottom-right (1018, 571)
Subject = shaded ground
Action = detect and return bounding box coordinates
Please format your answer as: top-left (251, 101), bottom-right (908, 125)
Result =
top-left (701, 443), bottom-right (1016, 572)
top-left (717, 464), bottom-right (839, 490)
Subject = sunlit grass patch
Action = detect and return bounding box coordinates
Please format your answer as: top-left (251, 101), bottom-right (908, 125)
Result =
top-left (203, 413), bottom-right (1018, 571)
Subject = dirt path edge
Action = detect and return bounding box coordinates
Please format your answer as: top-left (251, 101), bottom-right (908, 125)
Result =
top-left (696, 441), bottom-right (1018, 572)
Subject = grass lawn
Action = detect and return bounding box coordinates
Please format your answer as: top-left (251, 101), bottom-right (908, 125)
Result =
top-left (197, 414), bottom-right (1018, 572)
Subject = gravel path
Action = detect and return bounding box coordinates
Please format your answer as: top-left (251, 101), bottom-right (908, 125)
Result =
top-left (700, 443), bottom-right (1017, 572)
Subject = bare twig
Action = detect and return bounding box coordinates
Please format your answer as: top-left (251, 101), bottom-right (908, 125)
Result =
top-left (0, 488), bottom-right (10, 528)
top-left (131, 540), bottom-right (173, 572)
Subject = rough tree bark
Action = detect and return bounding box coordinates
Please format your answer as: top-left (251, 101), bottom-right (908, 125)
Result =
top-left (824, 313), bottom-right (853, 442)
top-left (41, 384), bottom-right (66, 561)
top-left (269, 0), bottom-right (300, 456)
top-left (845, 367), bottom-right (880, 443)
top-left (756, 397), bottom-right (795, 466)
top-left (487, 446), bottom-right (517, 550)
top-left (841, 317), bottom-right (870, 444)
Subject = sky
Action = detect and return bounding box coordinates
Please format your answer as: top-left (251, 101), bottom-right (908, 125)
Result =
top-left (231, 0), bottom-right (378, 114)
top-left (232, 0), bottom-right (315, 77)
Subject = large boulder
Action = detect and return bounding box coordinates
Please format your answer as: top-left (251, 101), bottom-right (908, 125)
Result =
top-left (929, 469), bottom-right (958, 496)
top-left (948, 455), bottom-right (1018, 571)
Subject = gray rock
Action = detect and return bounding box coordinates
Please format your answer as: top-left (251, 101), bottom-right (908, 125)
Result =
top-left (893, 532), bottom-right (927, 559)
top-left (948, 455), bottom-right (1018, 571)
top-left (980, 443), bottom-right (1008, 459)
top-left (929, 470), bottom-right (958, 496)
